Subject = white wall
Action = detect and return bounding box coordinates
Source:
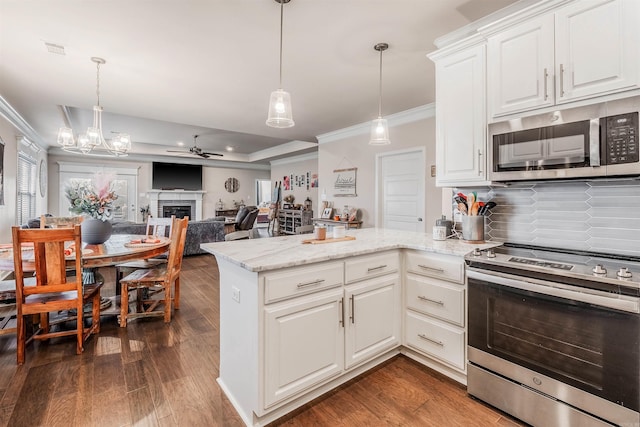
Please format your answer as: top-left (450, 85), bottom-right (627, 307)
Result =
top-left (318, 108), bottom-right (441, 229)
top-left (0, 115), bottom-right (47, 242)
top-left (48, 154), bottom-right (269, 221)
top-left (270, 153), bottom-right (319, 216)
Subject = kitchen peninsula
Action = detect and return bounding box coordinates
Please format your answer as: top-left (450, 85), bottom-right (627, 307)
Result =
top-left (201, 228), bottom-right (499, 426)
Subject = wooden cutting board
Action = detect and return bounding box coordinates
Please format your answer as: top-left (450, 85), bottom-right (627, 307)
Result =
top-left (302, 236), bottom-right (356, 244)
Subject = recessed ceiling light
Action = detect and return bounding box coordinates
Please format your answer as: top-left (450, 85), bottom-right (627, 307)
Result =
top-left (44, 42), bottom-right (65, 55)
top-left (226, 146), bottom-right (234, 152)
top-left (177, 141), bottom-right (184, 146)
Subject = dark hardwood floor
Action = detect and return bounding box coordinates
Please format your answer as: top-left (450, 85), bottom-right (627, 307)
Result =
top-left (0, 255), bottom-right (525, 427)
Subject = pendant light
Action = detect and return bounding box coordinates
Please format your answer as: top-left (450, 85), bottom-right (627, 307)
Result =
top-left (369, 43), bottom-right (391, 145)
top-left (57, 57), bottom-right (131, 156)
top-left (266, 0), bottom-right (294, 128)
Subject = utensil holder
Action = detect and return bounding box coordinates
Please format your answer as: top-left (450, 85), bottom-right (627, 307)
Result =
top-left (462, 216), bottom-right (484, 242)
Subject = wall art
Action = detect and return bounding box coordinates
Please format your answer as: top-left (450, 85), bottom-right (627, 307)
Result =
top-left (333, 167), bottom-right (356, 197)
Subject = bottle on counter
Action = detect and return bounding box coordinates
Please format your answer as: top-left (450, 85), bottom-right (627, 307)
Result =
top-left (341, 205), bottom-right (349, 221)
top-left (216, 199), bottom-right (224, 210)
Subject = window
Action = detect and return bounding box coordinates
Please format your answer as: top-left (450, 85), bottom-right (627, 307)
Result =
top-left (17, 152), bottom-right (37, 226)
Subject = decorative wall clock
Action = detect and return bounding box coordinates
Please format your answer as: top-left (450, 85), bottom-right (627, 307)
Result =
top-left (224, 177), bottom-right (239, 193)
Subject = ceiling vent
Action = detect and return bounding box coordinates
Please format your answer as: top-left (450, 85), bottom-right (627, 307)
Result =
top-left (44, 42), bottom-right (65, 55)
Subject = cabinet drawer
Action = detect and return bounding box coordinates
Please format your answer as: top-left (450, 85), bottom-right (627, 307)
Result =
top-left (345, 251), bottom-right (399, 284)
top-left (405, 251), bottom-right (464, 284)
top-left (263, 262), bottom-right (343, 304)
top-left (405, 311), bottom-right (465, 371)
top-left (406, 276), bottom-right (464, 327)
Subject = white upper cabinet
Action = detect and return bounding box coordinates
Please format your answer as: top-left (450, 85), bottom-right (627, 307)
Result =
top-left (488, 14), bottom-right (555, 116)
top-left (555, 0), bottom-right (639, 103)
top-left (488, 0), bottom-right (640, 118)
top-left (433, 44), bottom-right (487, 186)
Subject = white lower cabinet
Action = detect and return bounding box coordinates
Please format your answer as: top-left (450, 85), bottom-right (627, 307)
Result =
top-left (344, 274), bottom-right (401, 369)
top-left (403, 250), bottom-right (466, 375)
top-left (405, 310), bottom-right (465, 371)
top-left (262, 251), bottom-right (401, 412)
top-left (264, 288), bottom-right (344, 409)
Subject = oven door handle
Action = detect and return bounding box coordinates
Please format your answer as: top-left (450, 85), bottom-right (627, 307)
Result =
top-left (467, 269), bottom-right (640, 314)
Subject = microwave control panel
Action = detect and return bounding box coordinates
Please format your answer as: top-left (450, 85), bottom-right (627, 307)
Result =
top-left (603, 112), bottom-right (638, 165)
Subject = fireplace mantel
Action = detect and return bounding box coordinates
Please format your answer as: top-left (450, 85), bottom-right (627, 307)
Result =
top-left (147, 190), bottom-right (205, 221)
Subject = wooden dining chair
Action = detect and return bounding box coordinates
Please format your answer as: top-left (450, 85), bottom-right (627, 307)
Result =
top-left (40, 215), bottom-right (84, 229)
top-left (114, 215), bottom-right (176, 291)
top-left (118, 217), bottom-right (188, 327)
top-left (12, 225), bottom-right (103, 365)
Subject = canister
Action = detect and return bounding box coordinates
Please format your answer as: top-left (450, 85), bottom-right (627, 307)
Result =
top-left (462, 216), bottom-right (484, 242)
top-left (313, 224), bottom-right (326, 240)
top-left (435, 215), bottom-right (453, 238)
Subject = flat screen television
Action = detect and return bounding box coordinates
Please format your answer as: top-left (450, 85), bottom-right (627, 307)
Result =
top-left (152, 162), bottom-right (203, 191)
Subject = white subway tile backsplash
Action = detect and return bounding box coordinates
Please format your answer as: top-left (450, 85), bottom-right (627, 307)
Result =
top-left (454, 179), bottom-right (640, 255)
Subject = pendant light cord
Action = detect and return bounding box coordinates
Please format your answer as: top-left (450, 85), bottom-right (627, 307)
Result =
top-left (278, 0), bottom-right (284, 88)
top-left (96, 60), bottom-right (101, 107)
top-left (378, 48), bottom-right (383, 118)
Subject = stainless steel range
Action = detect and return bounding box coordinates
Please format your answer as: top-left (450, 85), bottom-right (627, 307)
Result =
top-left (465, 243), bottom-right (640, 427)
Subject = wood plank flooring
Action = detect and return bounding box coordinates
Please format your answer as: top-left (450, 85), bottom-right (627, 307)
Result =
top-left (0, 255), bottom-right (525, 427)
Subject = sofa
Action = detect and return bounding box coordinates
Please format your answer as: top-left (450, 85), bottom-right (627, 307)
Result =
top-left (111, 218), bottom-right (226, 256)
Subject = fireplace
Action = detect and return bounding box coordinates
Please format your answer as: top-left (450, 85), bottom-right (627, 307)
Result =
top-left (163, 205), bottom-right (191, 219)
top-left (147, 190), bottom-right (205, 221)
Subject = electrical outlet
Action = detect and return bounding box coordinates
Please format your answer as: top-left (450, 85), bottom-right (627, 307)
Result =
top-left (232, 286), bottom-right (240, 303)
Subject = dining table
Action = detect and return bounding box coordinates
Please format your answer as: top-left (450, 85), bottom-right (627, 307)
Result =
top-left (0, 233), bottom-right (171, 315)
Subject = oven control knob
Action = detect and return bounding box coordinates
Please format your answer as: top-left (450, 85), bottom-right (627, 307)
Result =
top-left (486, 249), bottom-right (496, 258)
top-left (617, 267), bottom-right (633, 280)
top-left (592, 264), bottom-right (607, 275)
top-left (473, 248), bottom-right (482, 257)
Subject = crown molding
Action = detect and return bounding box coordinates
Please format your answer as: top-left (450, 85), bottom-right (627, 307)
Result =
top-left (0, 95), bottom-right (46, 150)
top-left (317, 103), bottom-right (435, 145)
top-left (270, 152), bottom-right (318, 166)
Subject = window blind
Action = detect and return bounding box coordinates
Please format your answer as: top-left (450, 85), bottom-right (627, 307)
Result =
top-left (17, 152), bottom-right (36, 226)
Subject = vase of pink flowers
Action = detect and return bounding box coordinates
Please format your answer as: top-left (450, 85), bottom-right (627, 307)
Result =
top-left (65, 172), bottom-right (118, 244)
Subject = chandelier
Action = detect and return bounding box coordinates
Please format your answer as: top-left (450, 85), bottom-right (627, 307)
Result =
top-left (266, 0), bottom-right (294, 128)
top-left (369, 43), bottom-right (391, 145)
top-left (57, 57), bottom-right (131, 157)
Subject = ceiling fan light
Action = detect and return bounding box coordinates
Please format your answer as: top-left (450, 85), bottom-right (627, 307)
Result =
top-left (369, 117), bottom-right (391, 145)
top-left (57, 127), bottom-right (75, 147)
top-left (266, 89), bottom-right (294, 128)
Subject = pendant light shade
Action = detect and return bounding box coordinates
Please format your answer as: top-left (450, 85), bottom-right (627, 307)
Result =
top-left (56, 57), bottom-right (131, 157)
top-left (369, 42), bottom-right (391, 145)
top-left (266, 0), bottom-right (295, 128)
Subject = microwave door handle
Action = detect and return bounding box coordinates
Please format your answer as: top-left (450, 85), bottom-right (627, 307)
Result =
top-left (589, 118), bottom-right (601, 167)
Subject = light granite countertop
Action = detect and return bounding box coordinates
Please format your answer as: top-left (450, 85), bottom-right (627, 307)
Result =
top-left (201, 228), bottom-right (502, 272)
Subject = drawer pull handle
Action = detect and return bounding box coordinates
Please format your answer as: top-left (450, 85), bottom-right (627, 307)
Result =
top-left (418, 334), bottom-right (444, 347)
top-left (367, 265), bottom-right (387, 272)
top-left (418, 264), bottom-right (444, 273)
top-left (297, 279), bottom-right (325, 288)
top-left (418, 296), bottom-right (444, 306)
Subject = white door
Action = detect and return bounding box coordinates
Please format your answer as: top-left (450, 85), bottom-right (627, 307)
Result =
top-left (58, 163), bottom-right (138, 221)
top-left (376, 149), bottom-right (425, 231)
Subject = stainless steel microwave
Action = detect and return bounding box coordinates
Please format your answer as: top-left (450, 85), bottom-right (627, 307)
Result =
top-left (488, 99), bottom-right (640, 182)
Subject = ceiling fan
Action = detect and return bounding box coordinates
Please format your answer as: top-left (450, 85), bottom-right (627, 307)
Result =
top-left (166, 135), bottom-right (223, 159)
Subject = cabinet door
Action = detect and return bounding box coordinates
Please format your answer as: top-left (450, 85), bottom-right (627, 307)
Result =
top-left (555, 0), bottom-right (640, 103)
top-left (264, 289), bottom-right (344, 409)
top-left (435, 44), bottom-right (487, 186)
top-left (344, 274), bottom-right (401, 369)
top-left (487, 14), bottom-right (555, 116)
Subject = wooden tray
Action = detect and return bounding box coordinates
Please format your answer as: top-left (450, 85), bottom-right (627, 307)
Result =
top-left (302, 236), bottom-right (356, 244)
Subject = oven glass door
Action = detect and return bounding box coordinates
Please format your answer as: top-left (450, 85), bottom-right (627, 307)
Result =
top-left (493, 120), bottom-right (592, 172)
top-left (468, 278), bottom-right (639, 412)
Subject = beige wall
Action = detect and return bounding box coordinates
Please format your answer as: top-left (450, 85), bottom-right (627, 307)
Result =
top-left (0, 115), bottom-right (47, 242)
top-left (318, 116), bottom-right (441, 229)
top-left (48, 154), bottom-right (269, 221)
top-left (270, 154), bottom-right (319, 216)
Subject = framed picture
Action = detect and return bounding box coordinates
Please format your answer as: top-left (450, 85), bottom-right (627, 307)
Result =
top-left (321, 207), bottom-right (333, 219)
top-left (333, 167), bottom-right (357, 197)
